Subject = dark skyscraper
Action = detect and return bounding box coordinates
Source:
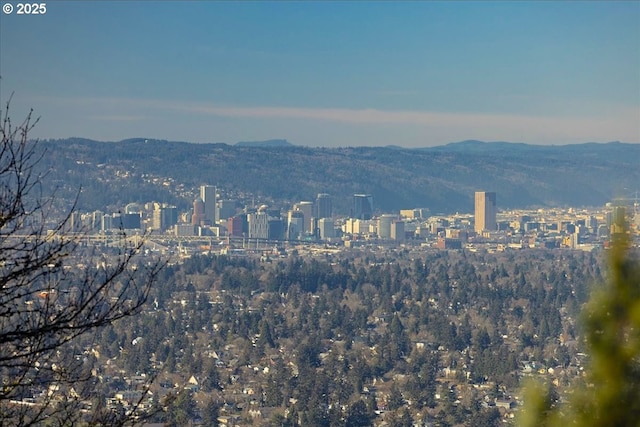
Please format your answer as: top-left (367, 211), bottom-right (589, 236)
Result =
top-left (200, 185), bottom-right (217, 225)
top-left (353, 194), bottom-right (373, 220)
top-left (316, 193), bottom-right (332, 219)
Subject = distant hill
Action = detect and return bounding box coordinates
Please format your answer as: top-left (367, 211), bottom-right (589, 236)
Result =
top-left (430, 139), bottom-right (627, 154)
top-left (35, 138), bottom-right (640, 214)
top-left (235, 139), bottom-right (293, 147)
top-left (428, 140), bottom-right (538, 153)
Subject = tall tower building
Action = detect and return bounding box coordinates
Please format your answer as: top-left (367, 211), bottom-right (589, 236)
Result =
top-left (192, 198), bottom-right (205, 225)
top-left (217, 199), bottom-right (238, 221)
top-left (474, 191), bottom-right (497, 233)
top-left (152, 203), bottom-right (178, 232)
top-left (318, 218), bottom-right (335, 240)
top-left (391, 220), bottom-right (405, 242)
top-left (200, 185), bottom-right (217, 225)
top-left (377, 214), bottom-right (397, 239)
top-left (294, 201), bottom-right (315, 234)
top-left (316, 193), bottom-right (332, 219)
top-left (248, 209), bottom-right (269, 239)
top-left (287, 210), bottom-right (305, 240)
top-left (611, 206), bottom-right (627, 236)
top-left (353, 194), bottom-right (373, 220)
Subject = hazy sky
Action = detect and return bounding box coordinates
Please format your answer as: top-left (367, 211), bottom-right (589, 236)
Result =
top-left (1, 1), bottom-right (638, 147)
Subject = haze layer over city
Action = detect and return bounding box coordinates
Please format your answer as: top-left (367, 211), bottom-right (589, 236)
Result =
top-left (1, 1), bottom-right (638, 147)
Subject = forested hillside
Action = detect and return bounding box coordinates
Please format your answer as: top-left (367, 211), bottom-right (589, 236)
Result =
top-left (37, 139), bottom-right (640, 214)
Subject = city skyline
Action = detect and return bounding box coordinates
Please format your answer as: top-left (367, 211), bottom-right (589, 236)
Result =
top-left (76, 181), bottom-right (635, 249)
top-left (0, 1), bottom-right (638, 147)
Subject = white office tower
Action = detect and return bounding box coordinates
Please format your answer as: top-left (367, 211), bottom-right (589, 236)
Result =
top-left (294, 201), bottom-right (315, 234)
top-left (378, 214), bottom-right (397, 239)
top-left (391, 220), bottom-right (405, 242)
top-left (287, 210), bottom-right (305, 240)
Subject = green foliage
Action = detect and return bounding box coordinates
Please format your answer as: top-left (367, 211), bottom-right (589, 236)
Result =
top-left (165, 389), bottom-right (197, 427)
top-left (518, 231), bottom-right (640, 427)
top-left (345, 400), bottom-right (373, 427)
top-left (387, 386), bottom-right (405, 411)
top-left (201, 398), bottom-right (221, 426)
top-left (468, 407), bottom-right (501, 427)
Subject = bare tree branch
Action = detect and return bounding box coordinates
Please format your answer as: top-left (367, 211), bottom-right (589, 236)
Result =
top-left (0, 99), bottom-right (166, 425)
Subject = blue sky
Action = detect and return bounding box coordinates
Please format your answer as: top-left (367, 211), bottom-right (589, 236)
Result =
top-left (1, 1), bottom-right (638, 147)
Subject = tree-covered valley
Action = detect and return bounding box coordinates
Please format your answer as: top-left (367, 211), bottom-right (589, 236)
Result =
top-left (80, 246), bottom-right (604, 426)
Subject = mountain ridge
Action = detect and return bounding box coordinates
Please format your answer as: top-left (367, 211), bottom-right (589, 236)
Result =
top-left (36, 138), bottom-right (640, 214)
top-left (235, 139), bottom-right (293, 147)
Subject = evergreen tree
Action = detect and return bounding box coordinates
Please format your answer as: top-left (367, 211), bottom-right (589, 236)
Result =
top-left (345, 400), bottom-right (372, 427)
top-left (519, 223), bottom-right (640, 427)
